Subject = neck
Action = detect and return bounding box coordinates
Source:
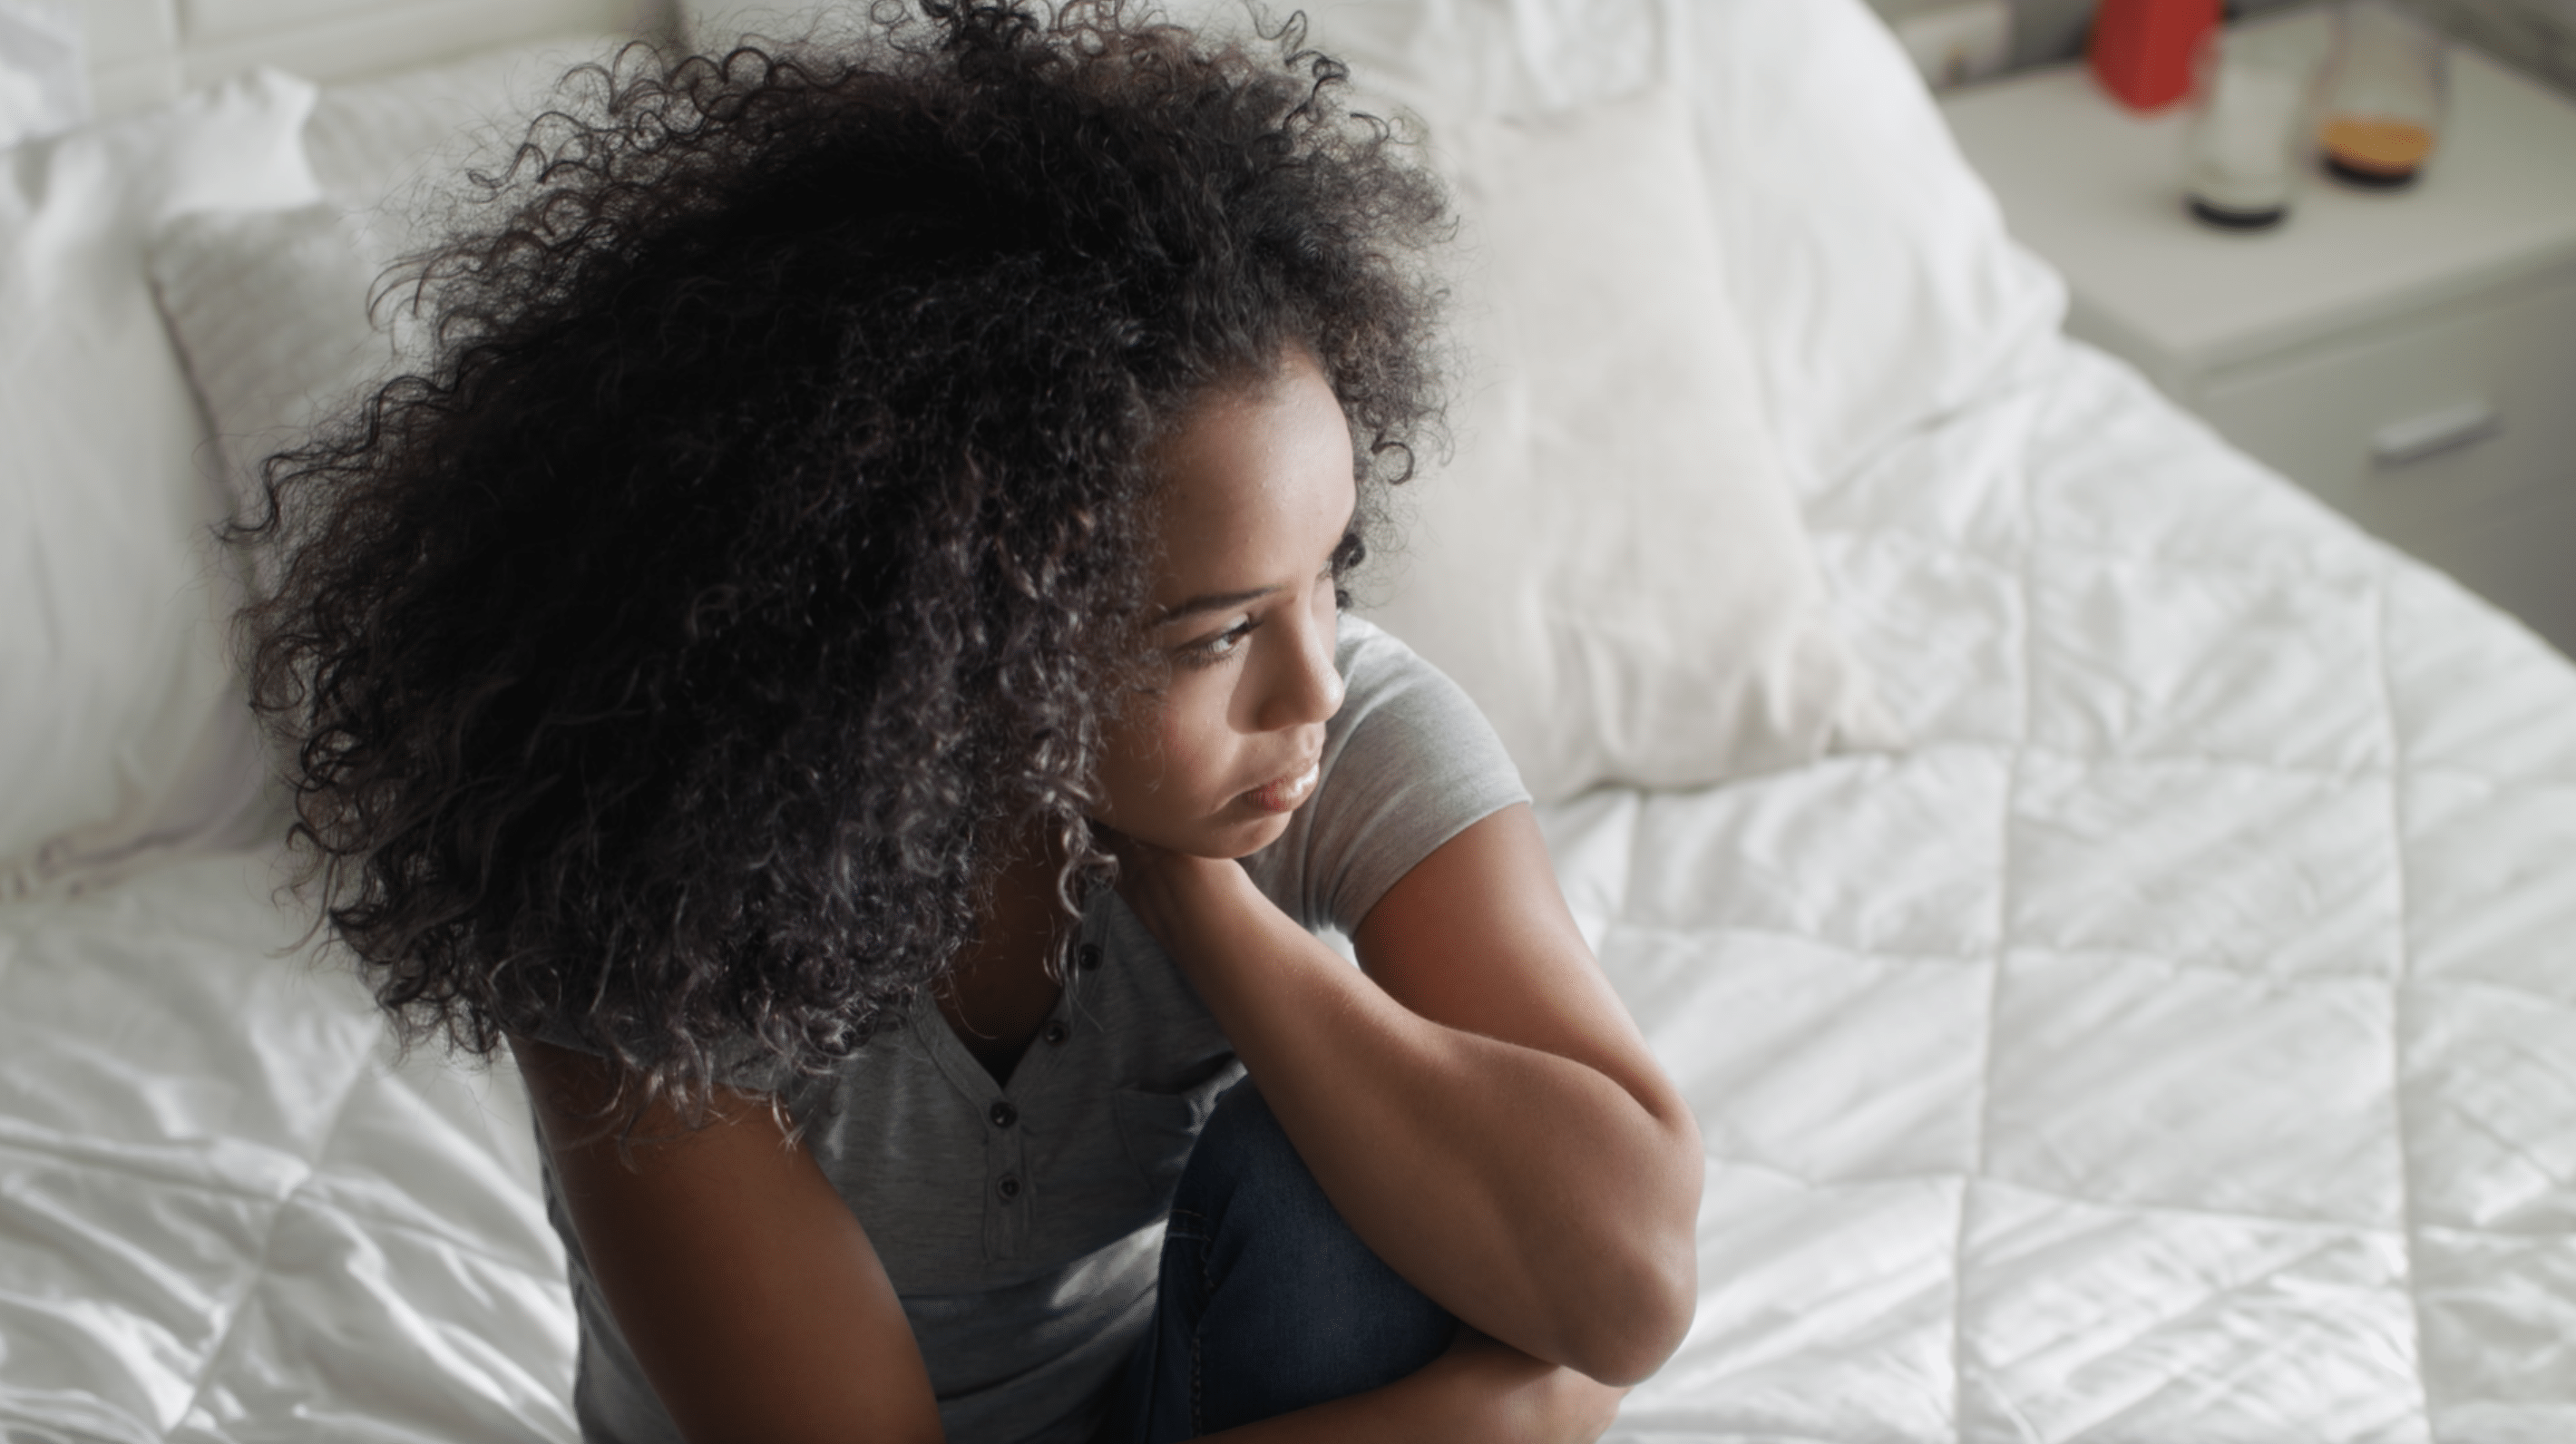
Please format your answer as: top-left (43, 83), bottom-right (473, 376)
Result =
top-left (978, 834), bottom-right (1072, 964)
top-left (936, 826), bottom-right (1076, 1084)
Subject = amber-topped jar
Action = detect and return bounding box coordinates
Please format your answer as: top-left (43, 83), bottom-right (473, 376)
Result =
top-left (2315, 0), bottom-right (2448, 188)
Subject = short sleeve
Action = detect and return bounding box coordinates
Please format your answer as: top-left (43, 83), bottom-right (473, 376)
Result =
top-left (1244, 615), bottom-right (1533, 934)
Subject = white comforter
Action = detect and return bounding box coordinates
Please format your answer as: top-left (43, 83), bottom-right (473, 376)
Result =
top-left (5, 325), bottom-right (2571, 1442)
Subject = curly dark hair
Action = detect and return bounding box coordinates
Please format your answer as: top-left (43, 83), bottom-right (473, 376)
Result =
top-left (238, 0), bottom-right (1448, 1118)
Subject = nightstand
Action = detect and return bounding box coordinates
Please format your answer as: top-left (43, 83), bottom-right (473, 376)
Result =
top-left (1941, 33), bottom-right (2576, 657)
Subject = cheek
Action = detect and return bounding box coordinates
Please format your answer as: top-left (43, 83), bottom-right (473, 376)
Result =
top-left (1099, 676), bottom-right (1236, 824)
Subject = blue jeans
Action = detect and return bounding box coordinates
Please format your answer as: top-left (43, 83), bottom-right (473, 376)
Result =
top-left (1100, 1080), bottom-right (1458, 1441)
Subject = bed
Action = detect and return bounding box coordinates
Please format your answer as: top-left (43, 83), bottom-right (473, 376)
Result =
top-left (4, 0), bottom-right (2572, 1439)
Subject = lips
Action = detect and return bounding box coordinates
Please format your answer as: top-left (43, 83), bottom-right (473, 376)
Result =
top-left (1245, 758), bottom-right (1322, 814)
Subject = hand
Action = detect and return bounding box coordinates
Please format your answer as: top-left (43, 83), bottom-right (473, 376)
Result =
top-left (1095, 822), bottom-right (1267, 961)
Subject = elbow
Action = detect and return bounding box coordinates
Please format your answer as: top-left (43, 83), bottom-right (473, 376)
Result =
top-left (1562, 1118), bottom-right (1703, 1387)
top-left (1564, 1231), bottom-right (1699, 1386)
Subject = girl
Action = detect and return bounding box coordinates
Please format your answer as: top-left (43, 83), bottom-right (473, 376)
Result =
top-left (242, 4), bottom-right (1703, 1439)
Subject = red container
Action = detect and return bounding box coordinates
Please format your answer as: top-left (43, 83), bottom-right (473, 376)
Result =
top-left (2091, 0), bottom-right (2222, 111)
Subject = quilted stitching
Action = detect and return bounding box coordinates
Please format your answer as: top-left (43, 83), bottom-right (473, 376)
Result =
top-left (1587, 337), bottom-right (2576, 1441)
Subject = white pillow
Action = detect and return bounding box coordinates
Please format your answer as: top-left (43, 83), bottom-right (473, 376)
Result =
top-left (147, 203), bottom-right (399, 578)
top-left (1356, 84), bottom-right (1900, 803)
top-left (1303, 0), bottom-right (2068, 494)
top-left (0, 36), bottom-right (620, 898)
top-left (305, 33), bottom-right (629, 241)
top-left (0, 68), bottom-right (318, 894)
top-left (1681, 0), bottom-right (2068, 493)
top-left (0, 0), bottom-right (86, 151)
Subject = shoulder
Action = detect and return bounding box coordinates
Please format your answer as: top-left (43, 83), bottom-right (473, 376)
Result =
top-left (1329, 607), bottom-right (1504, 772)
top-left (1331, 611), bottom-right (1415, 686)
top-left (1244, 615), bottom-right (1530, 933)
top-left (1328, 614), bottom-right (1485, 739)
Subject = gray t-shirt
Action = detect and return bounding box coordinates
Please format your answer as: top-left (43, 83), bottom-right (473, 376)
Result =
top-left (550, 615), bottom-right (1529, 1444)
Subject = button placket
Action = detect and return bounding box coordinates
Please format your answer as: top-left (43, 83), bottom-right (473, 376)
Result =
top-left (906, 992), bottom-right (1040, 1261)
top-left (976, 922), bottom-right (1101, 1260)
top-left (982, 1084), bottom-right (1030, 1257)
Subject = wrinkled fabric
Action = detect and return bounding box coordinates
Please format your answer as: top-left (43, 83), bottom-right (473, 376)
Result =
top-left (1595, 337), bottom-right (2576, 1443)
top-left (0, 853), bottom-right (574, 1443)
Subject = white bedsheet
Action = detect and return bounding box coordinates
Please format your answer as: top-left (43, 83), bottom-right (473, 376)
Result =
top-left (1595, 336), bottom-right (2576, 1442)
top-left (5, 327), bottom-right (2571, 1441)
top-left (0, 852), bottom-right (571, 1444)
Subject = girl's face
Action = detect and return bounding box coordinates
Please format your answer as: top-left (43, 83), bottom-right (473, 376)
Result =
top-left (1095, 353), bottom-right (1356, 859)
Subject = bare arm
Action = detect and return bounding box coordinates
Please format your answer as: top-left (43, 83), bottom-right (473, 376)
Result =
top-left (510, 1035), bottom-right (946, 1444)
top-left (1201, 1330), bottom-right (1623, 1443)
top-left (514, 801), bottom-right (1690, 1441)
top-left (521, 1028), bottom-right (1622, 1444)
top-left (1118, 804), bottom-right (1705, 1386)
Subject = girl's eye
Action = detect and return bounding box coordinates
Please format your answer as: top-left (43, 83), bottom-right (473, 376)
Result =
top-left (1177, 617), bottom-right (1255, 669)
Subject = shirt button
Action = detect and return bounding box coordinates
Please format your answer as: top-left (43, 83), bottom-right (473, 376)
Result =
top-left (989, 1100), bottom-right (1019, 1128)
top-left (1076, 942), bottom-right (1102, 972)
top-left (1042, 1020), bottom-right (1069, 1046)
top-left (998, 1174), bottom-right (1020, 1201)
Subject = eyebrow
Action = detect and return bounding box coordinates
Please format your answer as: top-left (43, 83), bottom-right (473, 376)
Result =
top-left (1153, 585), bottom-right (1285, 626)
top-left (1151, 499), bottom-right (1360, 627)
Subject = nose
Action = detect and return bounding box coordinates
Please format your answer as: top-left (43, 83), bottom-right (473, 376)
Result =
top-left (1251, 605), bottom-right (1343, 734)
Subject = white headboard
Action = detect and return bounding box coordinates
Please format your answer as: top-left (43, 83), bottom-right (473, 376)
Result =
top-left (76, 0), bottom-right (672, 116)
